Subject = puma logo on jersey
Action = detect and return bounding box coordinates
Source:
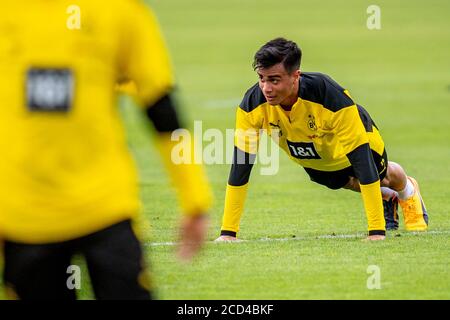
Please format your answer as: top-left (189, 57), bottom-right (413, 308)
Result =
top-left (269, 121), bottom-right (283, 137)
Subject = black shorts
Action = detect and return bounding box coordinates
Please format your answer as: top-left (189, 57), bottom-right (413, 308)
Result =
top-left (304, 149), bottom-right (388, 190)
top-left (2, 219), bottom-right (151, 300)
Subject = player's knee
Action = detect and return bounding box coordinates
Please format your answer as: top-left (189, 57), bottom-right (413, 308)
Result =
top-left (387, 162), bottom-right (402, 179)
top-left (386, 161), bottom-right (407, 188)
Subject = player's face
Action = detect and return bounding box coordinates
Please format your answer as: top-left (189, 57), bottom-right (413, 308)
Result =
top-left (257, 63), bottom-right (300, 107)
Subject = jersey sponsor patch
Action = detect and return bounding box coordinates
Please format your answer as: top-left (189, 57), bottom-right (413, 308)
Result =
top-left (26, 68), bottom-right (74, 112)
top-left (286, 140), bottom-right (321, 159)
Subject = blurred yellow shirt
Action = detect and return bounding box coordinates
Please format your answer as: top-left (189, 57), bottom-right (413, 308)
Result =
top-left (0, 0), bottom-right (174, 243)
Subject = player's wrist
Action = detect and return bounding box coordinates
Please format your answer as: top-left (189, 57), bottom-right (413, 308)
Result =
top-left (184, 211), bottom-right (209, 220)
top-left (368, 230), bottom-right (386, 236)
top-left (220, 230), bottom-right (237, 237)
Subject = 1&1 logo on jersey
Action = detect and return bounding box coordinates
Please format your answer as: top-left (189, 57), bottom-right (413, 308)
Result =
top-left (286, 140), bottom-right (321, 159)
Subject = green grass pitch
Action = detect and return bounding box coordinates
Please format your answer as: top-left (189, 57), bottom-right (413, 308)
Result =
top-left (1, 0), bottom-right (449, 299)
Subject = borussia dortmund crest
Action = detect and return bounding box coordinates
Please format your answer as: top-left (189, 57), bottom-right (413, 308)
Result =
top-left (307, 115), bottom-right (317, 131)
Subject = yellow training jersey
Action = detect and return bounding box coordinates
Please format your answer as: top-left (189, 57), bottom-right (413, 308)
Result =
top-left (235, 72), bottom-right (385, 171)
top-left (0, 0), bottom-right (175, 243)
top-left (221, 72), bottom-right (386, 235)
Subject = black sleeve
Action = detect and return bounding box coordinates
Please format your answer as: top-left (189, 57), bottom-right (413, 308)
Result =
top-left (228, 147), bottom-right (256, 186)
top-left (346, 143), bottom-right (379, 185)
top-left (145, 94), bottom-right (182, 132)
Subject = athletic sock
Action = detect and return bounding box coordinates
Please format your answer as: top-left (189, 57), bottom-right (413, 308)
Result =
top-left (396, 178), bottom-right (415, 200)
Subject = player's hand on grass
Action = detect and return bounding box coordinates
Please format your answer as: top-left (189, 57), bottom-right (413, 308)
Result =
top-left (364, 234), bottom-right (386, 241)
top-left (177, 213), bottom-right (209, 262)
top-left (214, 235), bottom-right (238, 242)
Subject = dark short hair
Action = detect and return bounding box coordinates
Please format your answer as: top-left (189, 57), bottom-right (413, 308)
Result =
top-left (252, 38), bottom-right (302, 73)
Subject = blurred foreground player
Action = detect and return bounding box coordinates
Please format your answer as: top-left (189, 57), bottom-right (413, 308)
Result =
top-left (0, 0), bottom-right (212, 299)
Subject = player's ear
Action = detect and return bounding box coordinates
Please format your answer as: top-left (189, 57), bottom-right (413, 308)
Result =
top-left (293, 70), bottom-right (300, 83)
